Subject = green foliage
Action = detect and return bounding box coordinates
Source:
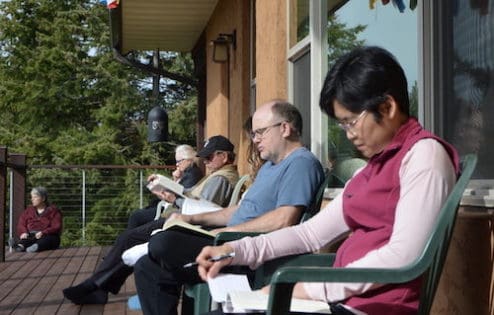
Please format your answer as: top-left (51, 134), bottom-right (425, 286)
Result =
top-left (168, 96), bottom-right (198, 145)
top-left (326, 15), bottom-right (366, 160)
top-left (327, 15), bottom-right (366, 68)
top-left (0, 0), bottom-right (198, 246)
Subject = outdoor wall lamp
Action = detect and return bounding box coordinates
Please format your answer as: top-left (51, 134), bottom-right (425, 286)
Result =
top-left (211, 30), bottom-right (236, 63)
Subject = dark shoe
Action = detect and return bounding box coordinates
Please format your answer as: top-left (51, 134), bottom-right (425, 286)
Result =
top-left (63, 279), bottom-right (98, 303)
top-left (73, 289), bottom-right (108, 304)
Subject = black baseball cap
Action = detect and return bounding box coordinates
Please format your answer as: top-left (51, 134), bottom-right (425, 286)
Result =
top-left (197, 135), bottom-right (235, 158)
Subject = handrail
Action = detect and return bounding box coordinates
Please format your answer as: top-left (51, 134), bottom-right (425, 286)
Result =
top-left (1, 155), bottom-right (179, 262)
top-left (29, 164), bottom-right (174, 170)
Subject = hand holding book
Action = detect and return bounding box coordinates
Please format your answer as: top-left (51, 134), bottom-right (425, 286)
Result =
top-left (146, 174), bottom-right (186, 197)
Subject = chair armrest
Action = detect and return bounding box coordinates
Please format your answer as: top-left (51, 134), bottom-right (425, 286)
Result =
top-left (251, 253), bottom-right (336, 289)
top-left (272, 265), bottom-right (417, 284)
top-left (266, 265), bottom-right (418, 315)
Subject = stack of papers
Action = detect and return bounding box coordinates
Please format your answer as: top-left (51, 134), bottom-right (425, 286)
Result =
top-left (207, 273), bottom-right (331, 314)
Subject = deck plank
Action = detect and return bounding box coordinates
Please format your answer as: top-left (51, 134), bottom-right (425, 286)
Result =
top-left (0, 247), bottom-right (142, 315)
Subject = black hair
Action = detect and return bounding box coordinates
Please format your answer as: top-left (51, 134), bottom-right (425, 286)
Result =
top-left (319, 46), bottom-right (410, 121)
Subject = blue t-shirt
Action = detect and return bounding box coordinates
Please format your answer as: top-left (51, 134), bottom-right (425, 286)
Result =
top-left (227, 147), bottom-right (324, 226)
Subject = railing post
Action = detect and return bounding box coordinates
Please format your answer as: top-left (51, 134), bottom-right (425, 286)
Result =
top-left (0, 147), bottom-right (7, 262)
top-left (82, 169), bottom-right (86, 244)
top-left (9, 153), bottom-right (26, 249)
top-left (139, 170), bottom-right (144, 208)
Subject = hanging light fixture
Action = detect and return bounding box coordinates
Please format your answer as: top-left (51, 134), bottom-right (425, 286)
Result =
top-left (147, 105), bottom-right (168, 142)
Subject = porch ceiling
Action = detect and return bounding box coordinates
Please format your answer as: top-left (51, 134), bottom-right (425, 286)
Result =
top-left (115, 0), bottom-right (218, 53)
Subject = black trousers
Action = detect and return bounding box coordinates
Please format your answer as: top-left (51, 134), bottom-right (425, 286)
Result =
top-left (134, 229), bottom-right (214, 315)
top-left (90, 217), bottom-right (165, 294)
top-left (18, 233), bottom-right (60, 251)
top-left (127, 205), bottom-right (158, 229)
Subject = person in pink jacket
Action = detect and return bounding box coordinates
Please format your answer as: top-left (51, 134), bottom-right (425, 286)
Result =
top-left (196, 47), bottom-right (460, 315)
top-left (12, 186), bottom-right (63, 253)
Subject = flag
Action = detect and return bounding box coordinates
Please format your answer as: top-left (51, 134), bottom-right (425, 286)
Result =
top-left (107, 0), bottom-right (119, 9)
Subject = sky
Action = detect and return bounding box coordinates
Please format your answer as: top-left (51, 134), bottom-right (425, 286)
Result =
top-left (336, 1), bottom-right (418, 90)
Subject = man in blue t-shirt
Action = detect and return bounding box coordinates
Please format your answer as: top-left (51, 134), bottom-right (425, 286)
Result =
top-left (133, 100), bottom-right (325, 315)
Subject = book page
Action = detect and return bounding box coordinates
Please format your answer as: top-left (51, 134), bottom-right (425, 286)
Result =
top-left (182, 197), bottom-right (222, 215)
top-left (228, 290), bottom-right (332, 314)
top-left (162, 219), bottom-right (215, 238)
top-left (147, 174), bottom-right (185, 197)
top-left (208, 273), bottom-right (251, 303)
top-left (207, 273), bottom-right (331, 313)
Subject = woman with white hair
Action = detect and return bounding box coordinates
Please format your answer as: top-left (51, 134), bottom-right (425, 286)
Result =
top-left (127, 144), bottom-right (203, 229)
top-left (12, 186), bottom-right (62, 252)
top-left (170, 144), bottom-right (203, 189)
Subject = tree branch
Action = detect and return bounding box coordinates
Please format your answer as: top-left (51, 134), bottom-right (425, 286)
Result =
top-left (112, 48), bottom-right (198, 87)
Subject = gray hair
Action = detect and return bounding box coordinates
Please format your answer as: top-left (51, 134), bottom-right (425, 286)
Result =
top-left (31, 186), bottom-right (49, 204)
top-left (175, 144), bottom-right (197, 161)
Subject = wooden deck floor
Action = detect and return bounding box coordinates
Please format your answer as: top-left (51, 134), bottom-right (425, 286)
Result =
top-left (0, 246), bottom-right (143, 315)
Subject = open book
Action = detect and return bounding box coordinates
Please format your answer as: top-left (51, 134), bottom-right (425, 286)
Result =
top-left (208, 273), bottom-right (331, 314)
top-left (147, 174), bottom-right (185, 197)
top-left (162, 218), bottom-right (214, 238)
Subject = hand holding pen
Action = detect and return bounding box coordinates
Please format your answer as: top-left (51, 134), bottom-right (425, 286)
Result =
top-left (183, 251), bottom-right (235, 268)
top-left (194, 244), bottom-right (236, 281)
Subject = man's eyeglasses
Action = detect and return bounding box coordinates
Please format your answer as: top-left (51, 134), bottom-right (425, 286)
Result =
top-left (175, 159), bottom-right (185, 164)
top-left (250, 122), bottom-right (283, 140)
top-left (337, 110), bottom-right (367, 132)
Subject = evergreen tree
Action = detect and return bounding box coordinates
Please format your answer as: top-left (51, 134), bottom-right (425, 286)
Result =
top-left (0, 0), bottom-right (198, 245)
top-left (0, 0), bottom-right (197, 166)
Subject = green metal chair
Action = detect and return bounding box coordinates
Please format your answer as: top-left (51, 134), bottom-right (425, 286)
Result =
top-left (227, 174), bottom-right (250, 207)
top-left (182, 168), bottom-right (333, 315)
top-left (265, 154), bottom-right (477, 315)
top-left (328, 157), bottom-right (367, 188)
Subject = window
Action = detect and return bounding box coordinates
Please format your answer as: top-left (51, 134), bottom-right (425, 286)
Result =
top-left (288, 0), bottom-right (310, 48)
top-left (328, 1), bottom-right (418, 162)
top-left (433, 0), bottom-right (494, 178)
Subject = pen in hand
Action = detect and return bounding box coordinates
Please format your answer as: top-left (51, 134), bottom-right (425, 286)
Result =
top-left (183, 252), bottom-right (235, 268)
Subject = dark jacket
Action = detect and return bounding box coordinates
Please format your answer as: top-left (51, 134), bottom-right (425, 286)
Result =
top-left (180, 163), bottom-right (204, 190)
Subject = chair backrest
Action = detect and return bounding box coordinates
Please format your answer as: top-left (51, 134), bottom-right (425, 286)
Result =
top-left (228, 174), bottom-right (250, 207)
top-left (300, 168), bottom-right (332, 222)
top-left (416, 153), bottom-right (477, 314)
top-left (264, 154), bottom-right (477, 315)
top-left (328, 158), bottom-right (367, 188)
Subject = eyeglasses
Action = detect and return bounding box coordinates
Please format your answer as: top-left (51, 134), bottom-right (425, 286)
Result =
top-left (250, 122), bottom-right (283, 140)
top-left (205, 151), bottom-right (224, 162)
top-left (337, 110), bottom-right (367, 133)
top-left (175, 159), bottom-right (185, 164)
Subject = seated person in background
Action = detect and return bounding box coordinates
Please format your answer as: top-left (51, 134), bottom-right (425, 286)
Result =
top-left (133, 100), bottom-right (325, 315)
top-left (63, 135), bottom-right (239, 305)
top-left (11, 186), bottom-right (62, 253)
top-left (196, 46), bottom-right (460, 315)
top-left (158, 135), bottom-right (239, 210)
top-left (127, 144), bottom-right (203, 229)
top-left (243, 115), bottom-right (265, 187)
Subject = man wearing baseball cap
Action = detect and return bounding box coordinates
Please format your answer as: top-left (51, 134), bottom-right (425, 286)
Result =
top-left (158, 135), bottom-right (239, 210)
